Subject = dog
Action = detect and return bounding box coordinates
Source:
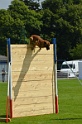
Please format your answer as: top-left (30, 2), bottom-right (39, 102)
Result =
top-left (30, 35), bottom-right (50, 50)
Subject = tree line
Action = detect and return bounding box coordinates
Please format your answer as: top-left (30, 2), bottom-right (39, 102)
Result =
top-left (0, 0), bottom-right (82, 61)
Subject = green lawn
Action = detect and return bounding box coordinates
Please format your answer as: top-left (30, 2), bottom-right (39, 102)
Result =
top-left (0, 79), bottom-right (82, 124)
top-left (0, 82), bottom-right (7, 117)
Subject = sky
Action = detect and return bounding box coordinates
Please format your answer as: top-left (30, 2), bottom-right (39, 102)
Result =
top-left (0, 0), bottom-right (12, 9)
top-left (0, 0), bottom-right (44, 9)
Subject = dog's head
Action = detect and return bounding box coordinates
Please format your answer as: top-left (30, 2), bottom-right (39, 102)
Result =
top-left (44, 40), bottom-right (50, 50)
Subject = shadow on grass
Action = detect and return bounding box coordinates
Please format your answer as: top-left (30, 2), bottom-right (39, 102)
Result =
top-left (53, 117), bottom-right (82, 121)
top-left (0, 115), bottom-right (11, 123)
top-left (0, 115), bottom-right (6, 122)
top-left (0, 115), bottom-right (6, 118)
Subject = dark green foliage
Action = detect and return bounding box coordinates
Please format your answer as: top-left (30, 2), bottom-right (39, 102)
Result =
top-left (0, 0), bottom-right (82, 60)
top-left (20, 0), bottom-right (40, 10)
top-left (69, 44), bottom-right (82, 59)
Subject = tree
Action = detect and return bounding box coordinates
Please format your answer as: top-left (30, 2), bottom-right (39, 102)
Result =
top-left (40, 9), bottom-right (56, 40)
top-left (69, 44), bottom-right (82, 59)
top-left (8, 0), bottom-right (43, 42)
top-left (19, 0), bottom-right (40, 10)
top-left (0, 0), bottom-right (43, 55)
top-left (0, 0), bottom-right (82, 60)
top-left (42, 0), bottom-right (82, 60)
top-left (0, 9), bottom-right (14, 55)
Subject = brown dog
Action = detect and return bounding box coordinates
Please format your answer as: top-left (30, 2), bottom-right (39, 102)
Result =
top-left (30, 35), bottom-right (50, 50)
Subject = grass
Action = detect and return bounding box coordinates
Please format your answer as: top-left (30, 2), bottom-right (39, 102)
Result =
top-left (0, 79), bottom-right (82, 124)
top-left (0, 82), bottom-right (7, 117)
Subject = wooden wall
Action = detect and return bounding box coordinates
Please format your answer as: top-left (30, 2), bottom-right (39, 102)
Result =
top-left (11, 44), bottom-right (55, 117)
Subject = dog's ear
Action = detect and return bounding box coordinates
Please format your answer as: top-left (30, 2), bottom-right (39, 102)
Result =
top-left (44, 41), bottom-right (47, 46)
top-left (44, 40), bottom-right (50, 45)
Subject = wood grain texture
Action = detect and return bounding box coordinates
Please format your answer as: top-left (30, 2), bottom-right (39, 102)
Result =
top-left (11, 44), bottom-right (55, 117)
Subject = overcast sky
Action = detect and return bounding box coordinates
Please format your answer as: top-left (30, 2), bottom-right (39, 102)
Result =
top-left (0, 0), bottom-right (44, 9)
top-left (0, 0), bottom-right (11, 9)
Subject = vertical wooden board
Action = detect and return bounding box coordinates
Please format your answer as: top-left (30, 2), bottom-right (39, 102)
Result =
top-left (11, 44), bottom-right (55, 117)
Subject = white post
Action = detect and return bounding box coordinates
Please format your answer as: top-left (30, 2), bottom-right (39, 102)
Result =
top-left (7, 38), bottom-right (12, 118)
top-left (52, 38), bottom-right (59, 113)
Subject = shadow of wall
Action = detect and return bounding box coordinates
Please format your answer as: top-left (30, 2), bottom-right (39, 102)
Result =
top-left (12, 45), bottom-right (40, 101)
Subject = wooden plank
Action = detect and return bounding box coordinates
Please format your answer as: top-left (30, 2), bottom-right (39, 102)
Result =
top-left (12, 72), bottom-right (53, 82)
top-left (13, 107), bottom-right (53, 117)
top-left (11, 58), bottom-right (53, 66)
top-left (14, 102), bottom-right (53, 110)
top-left (13, 88), bottom-right (52, 98)
top-left (12, 70), bottom-right (52, 81)
top-left (12, 59), bottom-right (53, 66)
top-left (12, 97), bottom-right (53, 112)
top-left (11, 65), bottom-right (53, 71)
top-left (12, 79), bottom-right (53, 87)
top-left (12, 70), bottom-right (53, 75)
top-left (13, 96), bottom-right (53, 106)
top-left (11, 44), bottom-right (53, 55)
top-left (12, 84), bottom-right (52, 94)
top-left (12, 54), bottom-right (53, 63)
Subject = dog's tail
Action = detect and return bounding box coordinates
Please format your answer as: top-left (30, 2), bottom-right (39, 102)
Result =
top-left (30, 36), bottom-right (33, 45)
top-left (30, 36), bottom-right (33, 41)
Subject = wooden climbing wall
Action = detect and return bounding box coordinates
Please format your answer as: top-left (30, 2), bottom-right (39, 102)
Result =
top-left (11, 44), bottom-right (55, 117)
